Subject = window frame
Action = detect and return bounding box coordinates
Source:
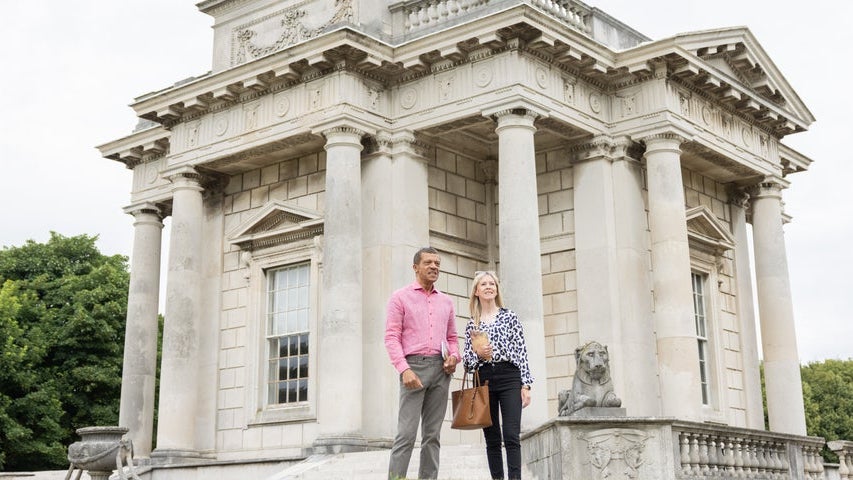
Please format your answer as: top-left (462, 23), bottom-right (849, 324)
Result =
top-left (244, 240), bottom-right (321, 425)
top-left (689, 257), bottom-right (727, 424)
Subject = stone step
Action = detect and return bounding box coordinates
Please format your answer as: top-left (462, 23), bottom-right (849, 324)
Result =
top-left (266, 445), bottom-right (497, 480)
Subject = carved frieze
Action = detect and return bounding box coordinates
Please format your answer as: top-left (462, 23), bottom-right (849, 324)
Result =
top-left (231, 0), bottom-right (354, 66)
top-left (675, 85), bottom-right (777, 161)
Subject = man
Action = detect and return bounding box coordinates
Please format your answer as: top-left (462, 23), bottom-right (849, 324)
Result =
top-left (385, 247), bottom-right (460, 480)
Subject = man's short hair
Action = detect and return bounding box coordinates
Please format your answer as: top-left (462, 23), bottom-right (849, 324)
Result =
top-left (413, 247), bottom-right (439, 265)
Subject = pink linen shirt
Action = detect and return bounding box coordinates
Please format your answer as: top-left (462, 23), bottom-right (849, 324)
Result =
top-left (385, 281), bottom-right (460, 373)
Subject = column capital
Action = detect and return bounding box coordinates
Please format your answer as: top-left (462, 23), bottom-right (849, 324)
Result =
top-left (728, 188), bottom-right (751, 209)
top-left (571, 135), bottom-right (640, 164)
top-left (123, 201), bottom-right (163, 218)
top-left (748, 176), bottom-right (790, 200)
top-left (482, 97), bottom-right (549, 118)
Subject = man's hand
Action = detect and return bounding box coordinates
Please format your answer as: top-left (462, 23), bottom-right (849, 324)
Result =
top-left (443, 354), bottom-right (458, 375)
top-left (401, 368), bottom-right (423, 390)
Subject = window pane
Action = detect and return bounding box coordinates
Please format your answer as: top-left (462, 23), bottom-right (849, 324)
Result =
top-left (266, 263), bottom-right (311, 405)
top-left (299, 334), bottom-right (309, 355)
top-left (298, 379), bottom-right (308, 402)
top-left (299, 355), bottom-right (308, 378)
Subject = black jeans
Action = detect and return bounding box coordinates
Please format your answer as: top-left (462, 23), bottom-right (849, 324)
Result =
top-left (477, 362), bottom-right (522, 480)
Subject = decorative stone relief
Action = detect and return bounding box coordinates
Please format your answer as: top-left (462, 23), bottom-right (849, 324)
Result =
top-left (701, 105), bottom-right (715, 126)
top-left (536, 67), bottom-right (549, 89)
top-left (589, 92), bottom-right (602, 113)
top-left (563, 78), bottom-right (576, 105)
top-left (580, 429), bottom-right (650, 480)
top-left (400, 87), bottom-right (418, 109)
top-left (186, 121), bottom-right (201, 149)
top-left (366, 87), bottom-right (380, 111)
top-left (213, 112), bottom-right (229, 137)
top-left (274, 92), bottom-right (291, 117)
top-left (438, 74), bottom-right (455, 102)
top-left (310, 87), bottom-right (322, 110)
top-left (244, 101), bottom-right (260, 131)
top-left (679, 92), bottom-right (691, 116)
top-left (474, 64), bottom-right (493, 88)
top-left (231, 0), bottom-right (354, 66)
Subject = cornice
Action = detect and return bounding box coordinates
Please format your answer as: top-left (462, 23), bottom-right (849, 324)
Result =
top-left (96, 125), bottom-right (171, 168)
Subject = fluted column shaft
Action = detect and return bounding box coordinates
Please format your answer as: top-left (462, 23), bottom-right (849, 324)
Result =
top-left (119, 203), bottom-right (163, 458)
top-left (315, 127), bottom-right (366, 450)
top-left (751, 180), bottom-right (806, 435)
top-left (494, 110), bottom-right (547, 428)
top-left (644, 133), bottom-right (703, 420)
top-left (155, 171), bottom-right (204, 456)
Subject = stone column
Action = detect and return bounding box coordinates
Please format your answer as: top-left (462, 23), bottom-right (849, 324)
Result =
top-left (750, 179), bottom-right (807, 435)
top-left (361, 131), bottom-right (429, 444)
top-left (118, 203), bottom-right (163, 458)
top-left (730, 190), bottom-right (765, 430)
top-left (493, 108), bottom-right (548, 428)
top-left (574, 136), bottom-right (661, 416)
top-left (643, 132), bottom-right (703, 421)
top-left (154, 168), bottom-right (204, 457)
top-left (314, 126), bottom-right (367, 452)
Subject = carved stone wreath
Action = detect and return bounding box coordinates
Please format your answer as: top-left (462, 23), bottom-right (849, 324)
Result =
top-left (232, 0), bottom-right (354, 66)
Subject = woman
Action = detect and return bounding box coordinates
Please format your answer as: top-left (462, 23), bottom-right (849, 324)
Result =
top-left (463, 270), bottom-right (533, 480)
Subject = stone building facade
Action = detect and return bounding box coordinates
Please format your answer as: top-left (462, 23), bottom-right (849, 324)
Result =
top-left (98, 0), bottom-right (822, 477)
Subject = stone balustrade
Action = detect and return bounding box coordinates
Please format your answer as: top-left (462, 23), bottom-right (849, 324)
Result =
top-left (675, 422), bottom-right (825, 479)
top-left (828, 440), bottom-right (853, 480)
top-left (523, 416), bottom-right (830, 480)
top-left (390, 0), bottom-right (589, 36)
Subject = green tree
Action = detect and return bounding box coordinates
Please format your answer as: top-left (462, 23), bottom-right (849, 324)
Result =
top-left (801, 359), bottom-right (853, 462)
top-left (0, 233), bottom-right (129, 471)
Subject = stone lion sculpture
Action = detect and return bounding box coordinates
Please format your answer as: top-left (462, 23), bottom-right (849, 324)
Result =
top-left (558, 341), bottom-right (621, 416)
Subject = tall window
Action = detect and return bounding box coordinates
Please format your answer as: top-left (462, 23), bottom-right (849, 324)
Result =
top-left (691, 272), bottom-right (711, 405)
top-left (267, 263), bottom-right (310, 405)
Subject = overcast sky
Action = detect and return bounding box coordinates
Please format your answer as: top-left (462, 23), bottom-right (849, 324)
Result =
top-left (0, 1), bottom-right (849, 363)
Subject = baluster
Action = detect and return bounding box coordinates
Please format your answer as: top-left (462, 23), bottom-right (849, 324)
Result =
top-left (840, 449), bottom-right (851, 480)
top-left (756, 440), bottom-right (768, 475)
top-left (734, 438), bottom-right (745, 477)
top-left (406, 8), bottom-right (418, 29)
top-left (802, 445), bottom-right (814, 480)
top-left (708, 437), bottom-right (719, 474)
top-left (690, 434), bottom-right (702, 475)
top-left (446, 0), bottom-right (459, 17)
top-left (699, 434), bottom-right (710, 475)
top-left (436, 0), bottom-right (448, 19)
top-left (417, 5), bottom-right (429, 27)
top-left (427, 1), bottom-right (438, 24)
top-left (678, 432), bottom-right (690, 475)
top-left (724, 440), bottom-right (736, 474)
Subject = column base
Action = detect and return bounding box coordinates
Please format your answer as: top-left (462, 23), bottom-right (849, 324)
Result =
top-left (150, 448), bottom-right (209, 464)
top-left (313, 434), bottom-right (369, 454)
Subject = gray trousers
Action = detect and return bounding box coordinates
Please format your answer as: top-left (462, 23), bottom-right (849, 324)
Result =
top-left (388, 355), bottom-right (450, 480)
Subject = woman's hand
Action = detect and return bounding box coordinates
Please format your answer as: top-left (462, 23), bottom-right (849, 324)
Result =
top-left (476, 343), bottom-right (493, 359)
top-left (521, 387), bottom-right (531, 408)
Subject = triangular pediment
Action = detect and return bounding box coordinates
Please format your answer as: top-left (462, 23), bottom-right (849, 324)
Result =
top-left (686, 206), bottom-right (735, 254)
top-left (228, 200), bottom-right (323, 250)
top-left (620, 27), bottom-right (814, 136)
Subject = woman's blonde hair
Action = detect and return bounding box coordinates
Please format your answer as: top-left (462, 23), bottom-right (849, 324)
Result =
top-left (469, 270), bottom-right (504, 327)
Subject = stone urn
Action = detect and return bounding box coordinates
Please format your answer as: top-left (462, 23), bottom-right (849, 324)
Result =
top-left (67, 426), bottom-right (129, 480)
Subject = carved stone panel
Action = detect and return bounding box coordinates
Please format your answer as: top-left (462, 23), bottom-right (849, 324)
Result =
top-left (231, 0), bottom-right (354, 66)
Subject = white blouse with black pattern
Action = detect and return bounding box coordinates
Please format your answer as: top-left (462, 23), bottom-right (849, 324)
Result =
top-left (462, 307), bottom-right (534, 387)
